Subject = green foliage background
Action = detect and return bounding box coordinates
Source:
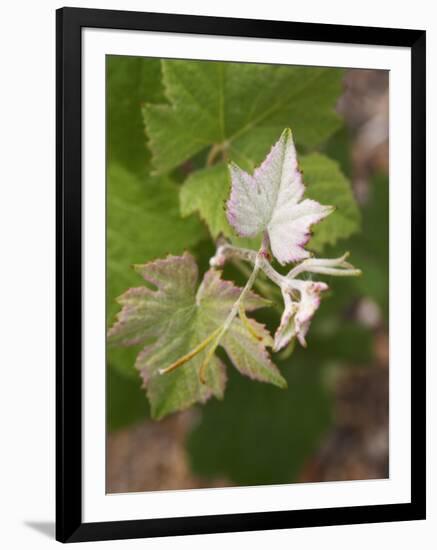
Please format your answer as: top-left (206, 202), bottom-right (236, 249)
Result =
top-left (106, 56), bottom-right (388, 486)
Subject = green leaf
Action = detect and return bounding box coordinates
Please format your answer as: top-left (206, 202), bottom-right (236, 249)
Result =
top-left (144, 60), bottom-right (343, 174)
top-left (187, 354), bottom-right (332, 485)
top-left (108, 253), bottom-right (286, 419)
top-left (107, 56), bottom-right (165, 173)
top-left (180, 164), bottom-right (231, 239)
top-left (301, 153), bottom-right (361, 252)
top-left (107, 163), bottom-right (207, 376)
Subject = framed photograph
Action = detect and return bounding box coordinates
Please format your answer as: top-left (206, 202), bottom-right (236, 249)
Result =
top-left (56, 7), bottom-right (426, 543)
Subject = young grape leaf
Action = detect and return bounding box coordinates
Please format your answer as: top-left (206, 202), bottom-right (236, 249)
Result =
top-left (180, 149), bottom-right (360, 255)
top-left (108, 253), bottom-right (286, 419)
top-left (274, 281), bottom-right (329, 352)
top-left (144, 60), bottom-right (343, 174)
top-left (227, 128), bottom-right (333, 264)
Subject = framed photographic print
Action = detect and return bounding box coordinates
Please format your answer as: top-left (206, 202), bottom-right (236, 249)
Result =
top-left (56, 6), bottom-right (426, 543)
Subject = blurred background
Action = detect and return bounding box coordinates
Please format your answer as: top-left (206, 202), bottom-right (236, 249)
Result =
top-left (106, 58), bottom-right (389, 493)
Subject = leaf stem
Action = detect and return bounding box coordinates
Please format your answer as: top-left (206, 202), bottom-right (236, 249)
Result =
top-left (213, 244), bottom-right (361, 291)
top-left (232, 259), bottom-right (281, 303)
top-left (211, 243), bottom-right (286, 288)
top-left (238, 302), bottom-right (262, 341)
top-left (199, 248), bottom-right (263, 383)
top-left (159, 327), bottom-right (222, 375)
top-left (206, 142), bottom-right (229, 167)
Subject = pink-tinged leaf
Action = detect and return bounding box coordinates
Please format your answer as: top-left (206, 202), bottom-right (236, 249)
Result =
top-left (274, 280), bottom-right (328, 351)
top-left (108, 253), bottom-right (285, 419)
top-left (273, 292), bottom-right (297, 352)
top-left (294, 281), bottom-right (328, 347)
top-left (226, 128), bottom-right (334, 264)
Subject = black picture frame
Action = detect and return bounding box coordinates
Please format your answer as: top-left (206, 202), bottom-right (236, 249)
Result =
top-left (56, 6), bottom-right (426, 543)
